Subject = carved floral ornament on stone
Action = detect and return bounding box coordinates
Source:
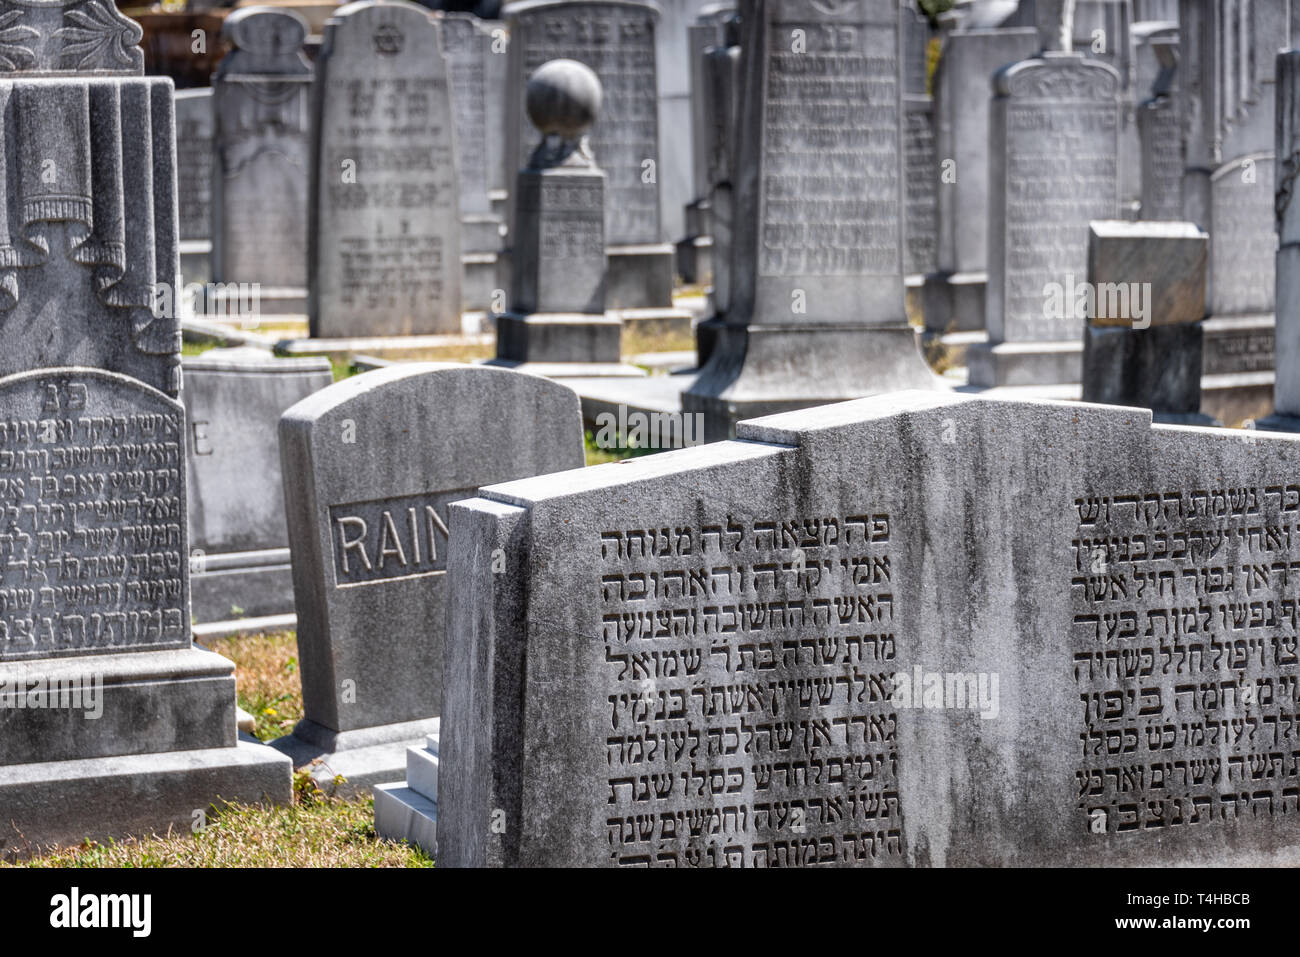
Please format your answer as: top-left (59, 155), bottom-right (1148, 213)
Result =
top-left (0, 0), bottom-right (144, 75)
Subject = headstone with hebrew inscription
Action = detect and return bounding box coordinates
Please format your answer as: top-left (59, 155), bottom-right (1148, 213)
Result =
top-left (176, 87), bottom-right (215, 284)
top-left (682, 0), bottom-right (935, 442)
top-left (920, 24), bottom-right (1038, 338)
top-left (440, 390), bottom-right (1300, 867)
top-left (1136, 34), bottom-right (1181, 222)
top-left (503, 0), bottom-right (679, 313)
top-left (1199, 154), bottom-right (1277, 379)
top-left (1256, 49), bottom-right (1300, 435)
top-left (693, 13), bottom-right (740, 367)
top-left (903, 94), bottom-right (937, 280)
top-left (182, 347), bottom-right (333, 625)
top-left (270, 363), bottom-right (585, 795)
top-left (968, 7), bottom-right (1121, 387)
top-left (444, 13), bottom-right (504, 312)
top-left (308, 1), bottom-right (462, 338)
top-left (0, 0), bottom-right (290, 860)
top-left (211, 7), bottom-right (313, 316)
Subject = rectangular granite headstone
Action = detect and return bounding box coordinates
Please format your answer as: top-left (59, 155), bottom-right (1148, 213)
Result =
top-left (1136, 35), bottom-right (1181, 221)
top-left (903, 94), bottom-right (938, 279)
top-left (272, 363), bottom-right (585, 793)
top-left (211, 8), bottom-right (313, 305)
top-left (1081, 221), bottom-right (1209, 421)
top-left (440, 390), bottom-right (1300, 867)
top-left (175, 87), bottom-right (215, 245)
top-left (308, 0), bottom-right (463, 338)
top-left (182, 347), bottom-right (333, 624)
top-left (921, 25), bottom-right (1039, 334)
top-left (683, 0), bottom-right (936, 440)
top-left (969, 47), bottom-right (1121, 387)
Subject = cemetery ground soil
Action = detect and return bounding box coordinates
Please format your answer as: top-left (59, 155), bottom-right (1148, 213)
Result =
top-left (6, 631), bottom-right (434, 868)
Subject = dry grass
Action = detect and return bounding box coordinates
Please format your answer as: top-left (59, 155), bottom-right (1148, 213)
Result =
top-left (201, 630), bottom-right (303, 741)
top-left (10, 628), bottom-right (431, 867)
top-left (9, 794), bottom-right (432, 868)
top-left (621, 323), bottom-right (696, 357)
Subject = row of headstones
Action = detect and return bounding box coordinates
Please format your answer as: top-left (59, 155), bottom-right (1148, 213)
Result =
top-left (178, 0), bottom-right (699, 338)
top-left (0, 0), bottom-right (610, 857)
top-left (679, 0), bottom-right (1283, 390)
top-left (6, 0), bottom-right (1300, 865)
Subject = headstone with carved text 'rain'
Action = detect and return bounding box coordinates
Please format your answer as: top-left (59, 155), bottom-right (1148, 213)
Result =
top-left (271, 363), bottom-right (585, 796)
top-left (440, 390), bottom-right (1300, 867)
top-left (211, 7), bottom-right (313, 317)
top-left (0, 0), bottom-right (290, 861)
top-left (682, 0), bottom-right (936, 442)
top-left (308, 1), bottom-right (463, 338)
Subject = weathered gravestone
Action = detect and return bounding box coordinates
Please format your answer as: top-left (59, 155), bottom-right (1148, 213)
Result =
top-left (1256, 49), bottom-right (1300, 434)
top-left (176, 87), bottom-right (214, 284)
top-left (903, 94), bottom-right (937, 280)
top-left (678, 4), bottom-right (734, 286)
top-left (493, 60), bottom-right (631, 371)
top-left (1081, 221), bottom-right (1211, 423)
top-left (0, 0), bottom-right (290, 858)
top-left (182, 347), bottom-right (333, 625)
top-left (440, 390), bottom-right (1300, 866)
top-left (443, 13), bottom-right (505, 312)
top-left (968, 4), bottom-right (1121, 387)
top-left (308, 1), bottom-right (463, 338)
top-left (682, 0), bottom-right (935, 442)
top-left (693, 13), bottom-right (740, 367)
top-left (270, 363), bottom-right (585, 793)
top-left (503, 0), bottom-right (678, 313)
top-left (1136, 34), bottom-right (1181, 221)
top-left (1199, 154), bottom-right (1277, 379)
top-left (921, 24), bottom-right (1038, 337)
top-left (212, 7), bottom-right (313, 315)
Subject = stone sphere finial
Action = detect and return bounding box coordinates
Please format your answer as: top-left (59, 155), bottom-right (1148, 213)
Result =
top-left (526, 59), bottom-right (602, 139)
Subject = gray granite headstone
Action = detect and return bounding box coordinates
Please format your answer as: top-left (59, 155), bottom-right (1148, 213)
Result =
top-left (969, 41), bottom-right (1121, 387)
top-left (1081, 221), bottom-right (1209, 422)
top-left (270, 363), bottom-right (585, 794)
top-left (211, 7), bottom-right (313, 312)
top-left (176, 88), bottom-right (214, 243)
top-left (503, 0), bottom-right (676, 311)
top-left (921, 25), bottom-right (1038, 335)
top-left (175, 87), bottom-right (215, 287)
top-left (308, 0), bottom-right (463, 338)
top-left (443, 13), bottom-right (505, 311)
top-left (903, 94), bottom-right (938, 279)
top-left (493, 59), bottom-right (625, 368)
top-left (693, 16), bottom-right (740, 366)
top-left (1260, 49), bottom-right (1300, 433)
top-left (440, 390), bottom-right (1300, 866)
top-left (182, 347), bottom-right (333, 624)
top-left (683, 0), bottom-right (935, 441)
top-left (0, 0), bottom-right (290, 859)
top-left (1136, 35), bottom-right (1181, 221)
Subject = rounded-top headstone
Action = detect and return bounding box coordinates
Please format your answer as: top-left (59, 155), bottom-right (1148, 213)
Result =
top-left (223, 6), bottom-right (309, 54)
top-left (525, 59), bottom-right (602, 138)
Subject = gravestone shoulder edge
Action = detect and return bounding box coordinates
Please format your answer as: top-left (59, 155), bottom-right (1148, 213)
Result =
top-left (504, 0), bottom-right (662, 21)
top-left (993, 52), bottom-right (1122, 98)
top-left (478, 437), bottom-right (791, 507)
top-left (0, 366), bottom-right (182, 412)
